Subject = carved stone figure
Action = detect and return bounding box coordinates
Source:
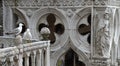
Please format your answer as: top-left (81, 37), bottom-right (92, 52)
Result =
top-left (96, 12), bottom-right (111, 58)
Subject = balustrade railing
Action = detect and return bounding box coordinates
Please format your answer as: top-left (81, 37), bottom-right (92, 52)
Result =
top-left (0, 41), bottom-right (50, 66)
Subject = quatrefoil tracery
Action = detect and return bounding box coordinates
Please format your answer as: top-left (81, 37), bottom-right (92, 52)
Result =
top-left (78, 14), bottom-right (91, 44)
top-left (39, 13), bottom-right (65, 44)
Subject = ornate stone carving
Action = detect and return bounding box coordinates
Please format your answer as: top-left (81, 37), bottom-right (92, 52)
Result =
top-left (4, 0), bottom-right (113, 8)
top-left (91, 58), bottom-right (110, 66)
top-left (66, 9), bottom-right (73, 18)
top-left (1, 0), bottom-right (90, 7)
top-left (26, 9), bottom-right (33, 17)
top-left (94, 8), bottom-right (113, 58)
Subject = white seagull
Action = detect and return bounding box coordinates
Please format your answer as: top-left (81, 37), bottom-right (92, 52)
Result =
top-left (6, 23), bottom-right (23, 36)
top-left (23, 28), bottom-right (32, 41)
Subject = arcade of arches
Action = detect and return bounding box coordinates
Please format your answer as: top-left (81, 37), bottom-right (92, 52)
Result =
top-left (1, 0), bottom-right (120, 66)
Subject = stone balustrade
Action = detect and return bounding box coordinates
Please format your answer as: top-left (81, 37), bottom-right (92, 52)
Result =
top-left (0, 41), bottom-right (50, 66)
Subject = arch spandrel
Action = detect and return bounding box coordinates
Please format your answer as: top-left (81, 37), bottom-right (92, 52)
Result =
top-left (70, 7), bottom-right (91, 54)
top-left (12, 8), bottom-right (29, 27)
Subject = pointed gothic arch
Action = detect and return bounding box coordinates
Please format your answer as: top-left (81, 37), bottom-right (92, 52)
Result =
top-left (51, 40), bottom-right (90, 66)
top-left (57, 48), bottom-right (86, 66)
top-left (12, 8), bottom-right (28, 27)
top-left (12, 8), bottom-right (29, 33)
top-left (70, 7), bottom-right (91, 54)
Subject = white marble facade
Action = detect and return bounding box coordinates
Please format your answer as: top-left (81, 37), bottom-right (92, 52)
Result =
top-left (1, 0), bottom-right (120, 66)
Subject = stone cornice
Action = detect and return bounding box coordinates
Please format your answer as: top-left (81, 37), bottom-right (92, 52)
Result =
top-left (3, 0), bottom-right (120, 8)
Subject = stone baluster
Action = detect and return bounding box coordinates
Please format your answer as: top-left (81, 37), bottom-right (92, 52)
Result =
top-left (42, 49), bottom-right (45, 66)
top-left (36, 49), bottom-right (42, 66)
top-left (18, 54), bottom-right (23, 66)
top-left (0, 59), bottom-right (6, 66)
top-left (6, 61), bottom-right (9, 66)
top-left (25, 52), bottom-right (30, 66)
top-left (9, 56), bottom-right (14, 66)
top-left (31, 51), bottom-right (36, 66)
top-left (45, 42), bottom-right (50, 66)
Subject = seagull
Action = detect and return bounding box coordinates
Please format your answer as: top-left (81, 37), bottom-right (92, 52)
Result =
top-left (23, 28), bottom-right (32, 43)
top-left (5, 23), bottom-right (23, 36)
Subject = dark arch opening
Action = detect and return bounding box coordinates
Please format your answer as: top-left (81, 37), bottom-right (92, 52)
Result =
top-left (57, 48), bottom-right (86, 66)
top-left (55, 23), bottom-right (65, 35)
top-left (46, 13), bottom-right (56, 23)
top-left (87, 14), bottom-right (91, 25)
top-left (65, 49), bottom-right (85, 66)
top-left (38, 23), bottom-right (48, 31)
top-left (78, 24), bottom-right (90, 35)
top-left (87, 34), bottom-right (91, 44)
top-left (13, 14), bottom-right (27, 34)
top-left (46, 13), bottom-right (56, 44)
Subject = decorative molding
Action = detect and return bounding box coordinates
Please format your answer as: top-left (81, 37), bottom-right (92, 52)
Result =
top-left (93, 7), bottom-right (116, 58)
top-left (91, 58), bottom-right (110, 66)
top-left (4, 0), bottom-right (119, 8)
top-left (66, 9), bottom-right (74, 18)
top-left (26, 9), bottom-right (33, 17)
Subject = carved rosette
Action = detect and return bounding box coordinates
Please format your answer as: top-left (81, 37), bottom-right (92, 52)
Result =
top-left (66, 9), bottom-right (74, 18)
top-left (93, 7), bottom-right (115, 58)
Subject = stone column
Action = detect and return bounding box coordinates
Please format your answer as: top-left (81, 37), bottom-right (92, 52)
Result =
top-left (18, 54), bottom-right (23, 66)
top-left (25, 56), bottom-right (29, 66)
top-left (25, 53), bottom-right (30, 66)
top-left (42, 49), bottom-right (45, 66)
top-left (45, 42), bottom-right (50, 66)
top-left (9, 57), bottom-right (14, 66)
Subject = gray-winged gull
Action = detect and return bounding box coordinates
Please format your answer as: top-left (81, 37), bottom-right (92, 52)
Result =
top-left (6, 23), bottom-right (23, 36)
